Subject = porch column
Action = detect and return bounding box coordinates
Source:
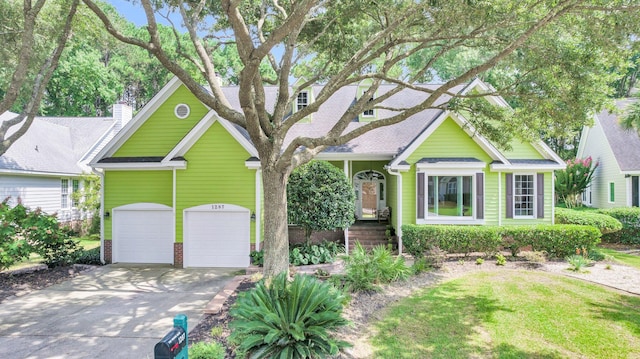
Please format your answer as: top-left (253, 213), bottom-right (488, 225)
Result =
top-left (255, 169), bottom-right (262, 251)
top-left (344, 160), bottom-right (350, 255)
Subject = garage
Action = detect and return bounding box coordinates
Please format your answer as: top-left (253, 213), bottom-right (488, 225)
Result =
top-left (183, 204), bottom-right (250, 268)
top-left (112, 203), bottom-right (174, 264)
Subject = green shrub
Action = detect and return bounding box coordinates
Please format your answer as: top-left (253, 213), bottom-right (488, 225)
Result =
top-left (75, 247), bottom-right (101, 265)
top-left (250, 250), bottom-right (264, 266)
top-left (566, 254), bottom-right (592, 272)
top-left (495, 253), bottom-right (507, 266)
top-left (402, 225), bottom-right (503, 257)
top-left (339, 243), bottom-right (411, 292)
top-left (555, 207), bottom-right (622, 234)
top-left (189, 341), bottom-right (225, 359)
top-left (403, 224), bottom-right (601, 259)
top-left (597, 207), bottom-right (640, 244)
top-left (587, 248), bottom-right (606, 261)
top-left (229, 273), bottom-right (349, 358)
top-left (0, 201), bottom-right (32, 270)
top-left (25, 212), bottom-right (81, 267)
top-left (250, 241), bottom-right (342, 267)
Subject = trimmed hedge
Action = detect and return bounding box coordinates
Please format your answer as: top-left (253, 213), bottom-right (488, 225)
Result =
top-left (555, 207), bottom-right (622, 234)
top-left (597, 207), bottom-right (640, 244)
top-left (402, 224), bottom-right (601, 259)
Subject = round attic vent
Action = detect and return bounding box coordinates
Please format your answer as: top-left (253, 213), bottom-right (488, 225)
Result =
top-left (174, 104), bottom-right (190, 119)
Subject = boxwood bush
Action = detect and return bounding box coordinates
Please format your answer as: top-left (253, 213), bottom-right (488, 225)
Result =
top-left (555, 207), bottom-right (622, 234)
top-left (597, 207), bottom-right (640, 244)
top-left (402, 224), bottom-right (601, 259)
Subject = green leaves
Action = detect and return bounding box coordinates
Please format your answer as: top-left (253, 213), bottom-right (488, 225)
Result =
top-left (229, 273), bottom-right (350, 358)
top-left (554, 157), bottom-right (598, 208)
top-left (287, 161), bottom-right (355, 243)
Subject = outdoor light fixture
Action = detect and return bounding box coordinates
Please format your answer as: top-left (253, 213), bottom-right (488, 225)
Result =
top-left (104, 211), bottom-right (110, 218)
top-left (251, 212), bottom-right (256, 221)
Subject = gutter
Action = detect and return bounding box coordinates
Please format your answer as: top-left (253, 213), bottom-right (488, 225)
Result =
top-left (384, 165), bottom-right (403, 255)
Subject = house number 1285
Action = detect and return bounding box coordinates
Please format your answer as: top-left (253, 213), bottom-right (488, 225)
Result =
top-left (211, 204), bottom-right (225, 210)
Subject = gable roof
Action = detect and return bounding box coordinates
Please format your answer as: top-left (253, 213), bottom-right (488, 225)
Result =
top-left (595, 99), bottom-right (640, 171)
top-left (0, 112), bottom-right (116, 176)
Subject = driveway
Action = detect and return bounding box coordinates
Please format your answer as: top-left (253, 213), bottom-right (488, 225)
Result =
top-left (0, 265), bottom-right (237, 359)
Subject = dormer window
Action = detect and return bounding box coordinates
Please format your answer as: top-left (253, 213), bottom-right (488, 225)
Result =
top-left (296, 91), bottom-right (309, 111)
top-left (363, 97), bottom-right (374, 117)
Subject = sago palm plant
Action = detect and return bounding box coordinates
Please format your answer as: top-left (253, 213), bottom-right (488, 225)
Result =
top-left (229, 273), bottom-right (350, 358)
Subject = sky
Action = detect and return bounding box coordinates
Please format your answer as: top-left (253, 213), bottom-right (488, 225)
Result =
top-left (107, 0), bottom-right (182, 28)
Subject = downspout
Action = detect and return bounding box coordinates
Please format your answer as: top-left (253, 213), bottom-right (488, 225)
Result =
top-left (172, 168), bottom-right (177, 266)
top-left (91, 168), bottom-right (105, 264)
top-left (551, 172), bottom-right (555, 224)
top-left (343, 160), bottom-right (350, 255)
top-left (385, 166), bottom-right (403, 255)
top-left (255, 169), bottom-right (262, 251)
top-left (498, 171), bottom-right (502, 226)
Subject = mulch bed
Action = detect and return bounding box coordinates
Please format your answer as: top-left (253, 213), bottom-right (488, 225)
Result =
top-left (0, 265), bottom-right (85, 303)
top-left (188, 279), bottom-right (256, 358)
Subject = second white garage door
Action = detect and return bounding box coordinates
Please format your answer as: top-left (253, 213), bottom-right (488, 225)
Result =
top-left (183, 204), bottom-right (250, 268)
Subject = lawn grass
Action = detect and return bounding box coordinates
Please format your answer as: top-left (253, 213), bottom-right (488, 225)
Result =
top-left (371, 270), bottom-right (640, 358)
top-left (598, 247), bottom-right (640, 270)
top-left (5, 235), bottom-right (100, 272)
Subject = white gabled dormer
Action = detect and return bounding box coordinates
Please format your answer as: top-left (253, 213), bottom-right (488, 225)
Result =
top-left (357, 79), bottom-right (377, 122)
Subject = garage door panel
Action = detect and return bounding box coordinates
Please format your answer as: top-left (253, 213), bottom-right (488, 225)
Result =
top-left (184, 205), bottom-right (250, 268)
top-left (113, 206), bottom-right (173, 264)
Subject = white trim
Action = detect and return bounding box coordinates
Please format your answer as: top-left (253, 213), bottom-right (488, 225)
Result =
top-left (0, 169), bottom-right (82, 177)
top-left (449, 112), bottom-right (510, 163)
top-left (512, 173), bottom-right (536, 219)
top-left (172, 168), bottom-right (177, 251)
top-left (315, 153), bottom-right (393, 161)
top-left (417, 171), bottom-right (482, 224)
top-left (92, 162), bottom-right (183, 170)
top-left (163, 111), bottom-right (259, 162)
top-left (416, 161), bottom-right (485, 170)
top-left (461, 78), bottom-right (511, 108)
top-left (245, 160), bottom-right (261, 169)
top-left (608, 181), bottom-right (616, 204)
top-left (532, 140), bottom-right (566, 166)
top-left (91, 77), bottom-right (183, 162)
top-left (343, 160), bottom-right (349, 255)
top-left (552, 173), bottom-right (556, 224)
top-left (385, 167), bottom-right (403, 254)
top-left (97, 170), bottom-right (105, 264)
top-left (490, 163), bottom-right (565, 171)
top-left (255, 170), bottom-right (262, 251)
top-left (498, 171), bottom-right (502, 226)
top-left (627, 176), bottom-right (633, 207)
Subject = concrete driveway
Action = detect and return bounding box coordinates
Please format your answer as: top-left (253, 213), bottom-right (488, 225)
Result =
top-left (0, 265), bottom-right (238, 359)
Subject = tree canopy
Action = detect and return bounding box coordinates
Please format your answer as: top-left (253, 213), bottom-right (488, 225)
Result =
top-left (82, 0), bottom-right (640, 276)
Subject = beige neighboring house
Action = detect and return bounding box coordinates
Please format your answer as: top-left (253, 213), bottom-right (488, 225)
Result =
top-left (577, 99), bottom-right (640, 208)
top-left (0, 104), bottom-right (131, 221)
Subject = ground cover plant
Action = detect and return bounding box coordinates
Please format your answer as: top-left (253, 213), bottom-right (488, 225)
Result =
top-left (249, 240), bottom-right (342, 267)
top-left (370, 270), bottom-right (640, 358)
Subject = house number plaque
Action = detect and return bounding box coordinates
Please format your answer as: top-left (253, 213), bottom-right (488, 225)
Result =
top-left (211, 204), bottom-right (225, 210)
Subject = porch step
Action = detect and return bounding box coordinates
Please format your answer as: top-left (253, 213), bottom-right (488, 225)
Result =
top-left (348, 222), bottom-right (392, 250)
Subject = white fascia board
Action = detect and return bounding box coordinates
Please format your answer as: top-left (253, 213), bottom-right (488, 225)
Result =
top-left (315, 153), bottom-right (393, 161)
top-left (0, 169), bottom-right (81, 177)
top-left (621, 171), bottom-right (640, 175)
top-left (93, 77), bottom-right (183, 161)
top-left (386, 164), bottom-right (411, 172)
top-left (245, 160), bottom-right (261, 169)
top-left (460, 78), bottom-right (511, 108)
top-left (576, 123), bottom-right (593, 158)
top-left (416, 161), bottom-right (486, 170)
top-left (163, 112), bottom-right (217, 164)
top-left (531, 140), bottom-right (566, 165)
top-left (217, 117), bottom-right (259, 157)
top-left (449, 112), bottom-right (510, 164)
top-left (389, 110), bottom-right (449, 167)
top-left (490, 163), bottom-right (565, 171)
top-left (91, 162), bottom-right (182, 170)
top-left (80, 122), bottom-right (118, 165)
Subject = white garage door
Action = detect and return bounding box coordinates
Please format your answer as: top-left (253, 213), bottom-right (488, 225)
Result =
top-left (184, 204), bottom-right (250, 268)
top-left (112, 203), bottom-right (174, 264)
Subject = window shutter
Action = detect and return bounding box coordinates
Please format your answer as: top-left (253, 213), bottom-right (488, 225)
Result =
top-left (417, 173), bottom-right (425, 219)
top-left (537, 173), bottom-right (544, 219)
top-left (633, 176), bottom-right (639, 207)
top-left (476, 173), bottom-right (484, 219)
top-left (506, 173), bottom-right (513, 219)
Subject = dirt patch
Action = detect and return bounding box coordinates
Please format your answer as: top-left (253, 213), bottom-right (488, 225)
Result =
top-left (0, 265), bottom-right (95, 303)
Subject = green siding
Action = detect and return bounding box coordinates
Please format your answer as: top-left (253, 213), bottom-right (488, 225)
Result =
top-left (103, 170), bottom-right (173, 239)
top-left (115, 86), bottom-right (208, 157)
top-left (402, 117), bottom-right (494, 226)
top-left (176, 121), bottom-right (256, 243)
top-left (502, 140), bottom-right (544, 159)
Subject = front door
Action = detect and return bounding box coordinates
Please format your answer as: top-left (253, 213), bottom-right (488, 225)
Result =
top-left (354, 170), bottom-right (386, 220)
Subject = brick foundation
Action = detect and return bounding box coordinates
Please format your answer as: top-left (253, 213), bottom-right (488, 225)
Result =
top-left (174, 242), bottom-right (184, 268)
top-left (104, 240), bottom-right (112, 264)
top-left (288, 226), bottom-right (344, 245)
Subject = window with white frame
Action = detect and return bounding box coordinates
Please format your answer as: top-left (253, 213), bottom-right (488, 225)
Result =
top-left (61, 179), bottom-right (69, 209)
top-left (582, 184), bottom-right (592, 206)
top-left (514, 174), bottom-right (535, 217)
top-left (363, 97), bottom-right (374, 117)
top-left (296, 91), bottom-right (308, 111)
top-left (609, 182), bottom-right (615, 203)
top-left (72, 179), bottom-right (80, 207)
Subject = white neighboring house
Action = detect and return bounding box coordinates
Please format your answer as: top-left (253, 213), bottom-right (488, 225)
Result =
top-left (577, 99), bottom-right (640, 208)
top-left (0, 104), bottom-right (131, 222)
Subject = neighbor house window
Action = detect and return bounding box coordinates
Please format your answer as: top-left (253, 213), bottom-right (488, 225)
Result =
top-left (61, 179), bottom-right (69, 209)
top-left (514, 174), bottom-right (535, 217)
top-left (72, 179), bottom-right (80, 207)
top-left (426, 175), bottom-right (474, 218)
top-left (296, 91), bottom-right (308, 111)
top-left (582, 184), bottom-right (592, 206)
top-left (609, 182), bottom-right (615, 203)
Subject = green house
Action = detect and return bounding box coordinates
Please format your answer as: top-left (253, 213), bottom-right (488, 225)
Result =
top-left (91, 77), bottom-right (565, 268)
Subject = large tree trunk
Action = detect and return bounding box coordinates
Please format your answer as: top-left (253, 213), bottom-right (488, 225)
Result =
top-left (262, 166), bottom-right (291, 277)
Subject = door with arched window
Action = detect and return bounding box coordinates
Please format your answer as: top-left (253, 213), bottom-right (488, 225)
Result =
top-left (354, 170), bottom-right (386, 220)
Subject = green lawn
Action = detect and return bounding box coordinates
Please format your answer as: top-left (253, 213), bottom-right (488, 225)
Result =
top-left (5, 235), bottom-right (100, 271)
top-left (371, 270), bottom-right (640, 358)
top-left (598, 247), bottom-right (640, 270)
